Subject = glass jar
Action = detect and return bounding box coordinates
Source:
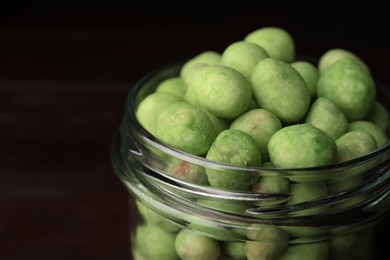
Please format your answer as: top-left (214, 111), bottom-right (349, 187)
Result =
top-left (110, 61), bottom-right (390, 260)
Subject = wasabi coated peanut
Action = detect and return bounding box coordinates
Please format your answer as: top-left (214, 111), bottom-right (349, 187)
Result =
top-left (364, 100), bottom-right (389, 132)
top-left (330, 131), bottom-right (376, 206)
top-left (252, 162), bottom-right (291, 196)
top-left (305, 97), bottom-right (349, 140)
top-left (132, 248), bottom-right (147, 260)
top-left (349, 120), bottom-right (388, 147)
top-left (187, 65), bottom-right (252, 119)
top-left (275, 242), bottom-right (329, 260)
top-left (317, 58), bottom-right (376, 121)
top-left (291, 61), bottom-right (319, 100)
top-left (136, 92), bottom-right (182, 136)
top-left (222, 241), bottom-right (246, 260)
top-left (156, 102), bottom-right (217, 155)
top-left (134, 224), bottom-right (179, 260)
top-left (206, 129), bottom-right (261, 190)
top-left (175, 229), bottom-right (220, 260)
top-left (136, 200), bottom-right (180, 232)
top-left (318, 48), bottom-right (370, 74)
top-left (336, 130), bottom-right (377, 163)
top-left (252, 175), bottom-right (291, 196)
top-left (180, 50), bottom-right (222, 86)
top-left (187, 219), bottom-right (243, 241)
top-left (155, 76), bottom-right (186, 99)
top-left (244, 27), bottom-right (295, 63)
top-left (201, 108), bottom-right (229, 135)
top-left (268, 124), bottom-right (337, 168)
top-left (246, 224), bottom-right (289, 260)
top-left (165, 157), bottom-right (208, 184)
top-left (251, 58), bottom-right (310, 123)
top-left (246, 223), bottom-right (289, 244)
top-left (222, 40), bottom-right (269, 80)
top-left (197, 198), bottom-right (250, 214)
top-left (288, 182), bottom-right (328, 216)
top-left (230, 108), bottom-right (282, 162)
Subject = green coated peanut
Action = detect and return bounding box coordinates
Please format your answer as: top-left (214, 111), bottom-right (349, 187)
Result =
top-left (275, 242), bottom-right (329, 260)
top-left (155, 76), bottom-right (186, 99)
top-left (336, 130), bottom-right (377, 163)
top-left (156, 102), bottom-right (217, 155)
top-left (364, 101), bottom-right (389, 132)
top-left (223, 241), bottom-right (247, 260)
top-left (251, 58), bottom-right (310, 123)
top-left (136, 200), bottom-right (180, 232)
top-left (180, 50), bottom-right (222, 86)
top-left (246, 224), bottom-right (289, 260)
top-left (165, 157), bottom-right (208, 185)
top-left (187, 65), bottom-right (252, 119)
top-left (206, 129), bottom-right (261, 190)
top-left (305, 97), bottom-right (349, 140)
top-left (268, 124), bottom-right (337, 168)
top-left (317, 58), bottom-right (376, 121)
top-left (291, 60), bottom-right (319, 100)
top-left (244, 27), bottom-right (295, 63)
top-left (136, 92), bottom-right (182, 136)
top-left (318, 48), bottom-right (369, 74)
top-left (230, 108), bottom-right (282, 162)
top-left (222, 40), bottom-right (269, 80)
top-left (134, 224), bottom-right (179, 260)
top-left (175, 229), bottom-right (220, 260)
top-left (349, 120), bottom-right (388, 147)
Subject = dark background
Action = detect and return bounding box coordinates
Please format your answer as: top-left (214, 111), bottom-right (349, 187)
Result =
top-left (1, 5), bottom-right (389, 260)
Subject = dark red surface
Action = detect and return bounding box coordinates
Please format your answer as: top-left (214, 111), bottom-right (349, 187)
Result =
top-left (1, 7), bottom-right (389, 260)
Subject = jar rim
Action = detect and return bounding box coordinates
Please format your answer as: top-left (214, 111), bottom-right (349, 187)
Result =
top-left (125, 60), bottom-right (390, 173)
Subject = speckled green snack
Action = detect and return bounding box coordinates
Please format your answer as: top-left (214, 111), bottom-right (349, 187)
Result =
top-left (318, 48), bottom-right (370, 74)
top-left (156, 102), bottom-right (217, 155)
top-left (187, 65), bottom-right (252, 119)
top-left (188, 219), bottom-right (243, 241)
top-left (155, 76), bottom-right (186, 99)
top-left (136, 200), bottom-right (180, 232)
top-left (134, 224), bottom-right (179, 260)
top-left (222, 41), bottom-right (269, 79)
top-left (197, 198), bottom-right (250, 214)
top-left (244, 27), bottom-right (295, 63)
top-left (275, 242), bottom-right (329, 260)
top-left (230, 109), bottom-right (282, 162)
top-left (349, 120), bottom-right (388, 147)
top-left (336, 130), bottom-right (377, 162)
top-left (251, 58), bottom-right (310, 123)
top-left (364, 101), bottom-right (389, 132)
top-left (165, 157), bottom-right (208, 184)
top-left (330, 131), bottom-right (376, 207)
top-left (252, 175), bottom-right (291, 195)
top-left (288, 182), bottom-right (328, 215)
top-left (305, 97), bottom-right (349, 140)
top-left (252, 162), bottom-right (290, 195)
top-left (223, 241), bottom-right (247, 260)
top-left (268, 124), bottom-right (337, 168)
top-left (202, 108), bottom-right (229, 135)
top-left (317, 58), bottom-right (376, 121)
top-left (291, 61), bottom-right (319, 100)
top-left (206, 129), bottom-right (261, 190)
top-left (246, 224), bottom-right (289, 260)
top-left (175, 229), bottom-right (220, 260)
top-left (136, 92), bottom-right (182, 136)
top-left (180, 51), bottom-right (222, 86)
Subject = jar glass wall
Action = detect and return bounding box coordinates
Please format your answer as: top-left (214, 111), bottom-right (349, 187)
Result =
top-left (111, 62), bottom-right (390, 260)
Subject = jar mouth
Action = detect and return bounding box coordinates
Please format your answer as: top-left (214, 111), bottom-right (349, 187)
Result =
top-left (111, 59), bottom-right (390, 238)
top-left (125, 60), bottom-right (390, 174)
